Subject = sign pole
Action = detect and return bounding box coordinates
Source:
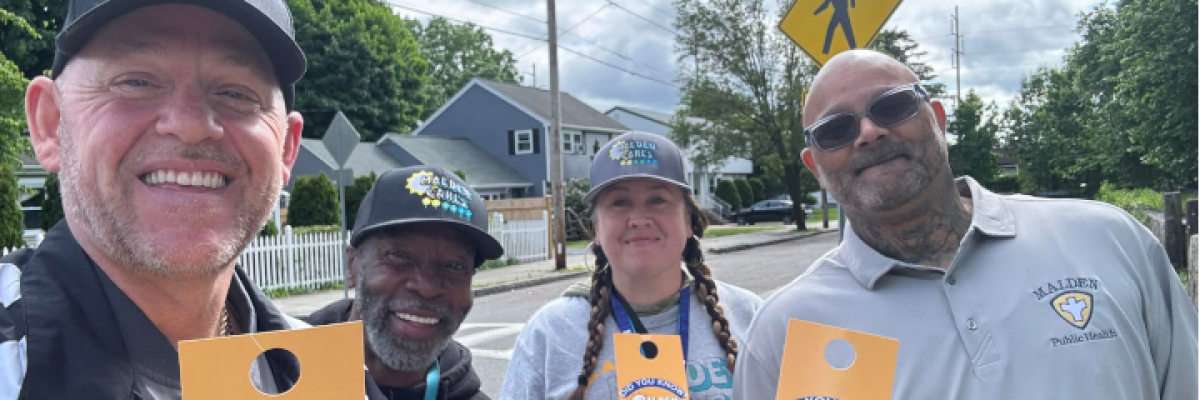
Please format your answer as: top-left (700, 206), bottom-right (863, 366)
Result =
top-left (322, 111), bottom-right (362, 299)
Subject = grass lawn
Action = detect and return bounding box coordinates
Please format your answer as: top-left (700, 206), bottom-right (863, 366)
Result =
top-left (566, 240), bottom-right (590, 248)
top-left (704, 225), bottom-right (784, 238)
top-left (808, 207), bottom-right (840, 222)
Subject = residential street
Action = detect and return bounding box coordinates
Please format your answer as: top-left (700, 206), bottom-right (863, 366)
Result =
top-left (454, 233), bottom-right (841, 397)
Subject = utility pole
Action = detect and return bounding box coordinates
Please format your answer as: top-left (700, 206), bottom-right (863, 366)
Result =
top-left (547, 0), bottom-right (566, 270)
top-left (951, 5), bottom-right (963, 107)
top-left (532, 63), bottom-right (537, 89)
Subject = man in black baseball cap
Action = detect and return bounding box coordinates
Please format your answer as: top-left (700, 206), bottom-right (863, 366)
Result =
top-left (306, 166), bottom-right (503, 400)
top-left (3, 0), bottom-right (338, 398)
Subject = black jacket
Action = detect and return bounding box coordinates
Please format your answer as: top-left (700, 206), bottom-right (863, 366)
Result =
top-left (306, 298), bottom-right (490, 400)
top-left (0, 221), bottom-right (385, 399)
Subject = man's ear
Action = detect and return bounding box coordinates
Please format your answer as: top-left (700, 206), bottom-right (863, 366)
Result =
top-left (279, 111), bottom-right (303, 184)
top-left (801, 147), bottom-right (824, 188)
top-left (931, 100), bottom-right (947, 134)
top-left (25, 77), bottom-right (64, 172)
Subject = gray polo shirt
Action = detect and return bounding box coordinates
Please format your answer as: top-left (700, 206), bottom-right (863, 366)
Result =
top-left (733, 177), bottom-right (1197, 399)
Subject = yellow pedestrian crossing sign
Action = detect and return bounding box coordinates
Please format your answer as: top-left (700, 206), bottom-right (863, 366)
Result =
top-left (780, 0), bottom-right (905, 66)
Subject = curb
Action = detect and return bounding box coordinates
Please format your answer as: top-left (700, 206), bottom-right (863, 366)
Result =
top-left (706, 229), bottom-right (835, 254)
top-left (472, 269), bottom-right (591, 297)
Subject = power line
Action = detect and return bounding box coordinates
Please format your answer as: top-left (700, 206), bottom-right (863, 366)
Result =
top-left (516, 3), bottom-right (610, 59)
top-left (466, 0), bottom-right (545, 24)
top-left (390, 2), bottom-right (546, 41)
top-left (517, 5), bottom-right (673, 76)
top-left (964, 24), bottom-right (1076, 36)
top-left (558, 46), bottom-right (678, 87)
top-left (608, 0), bottom-right (678, 35)
top-left (388, 1), bottom-right (676, 88)
top-left (910, 24), bottom-right (1078, 42)
top-left (629, 0), bottom-right (674, 19)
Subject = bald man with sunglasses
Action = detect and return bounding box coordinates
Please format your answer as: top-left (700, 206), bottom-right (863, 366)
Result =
top-left (733, 50), bottom-right (1197, 399)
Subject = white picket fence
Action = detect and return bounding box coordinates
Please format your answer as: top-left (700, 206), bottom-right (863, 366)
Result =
top-left (0, 247), bottom-right (27, 259)
top-left (239, 226), bottom-right (348, 293)
top-left (488, 211), bottom-right (550, 263)
top-left (2, 213), bottom-right (551, 291)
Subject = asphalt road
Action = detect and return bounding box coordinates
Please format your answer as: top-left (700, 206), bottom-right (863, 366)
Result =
top-left (453, 232), bottom-right (841, 397)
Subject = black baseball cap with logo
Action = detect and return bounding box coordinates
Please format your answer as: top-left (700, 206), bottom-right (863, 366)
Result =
top-left (351, 166), bottom-right (504, 266)
top-left (51, 0), bottom-right (307, 110)
top-left (584, 131), bottom-right (692, 203)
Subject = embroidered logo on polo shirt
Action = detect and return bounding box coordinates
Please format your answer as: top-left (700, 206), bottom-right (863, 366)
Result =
top-left (1051, 291), bottom-right (1093, 329)
top-left (1032, 277), bottom-right (1119, 347)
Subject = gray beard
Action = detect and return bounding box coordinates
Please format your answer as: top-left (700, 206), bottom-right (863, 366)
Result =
top-left (57, 120), bottom-right (271, 280)
top-left (819, 137), bottom-right (946, 213)
top-left (356, 278), bottom-right (468, 371)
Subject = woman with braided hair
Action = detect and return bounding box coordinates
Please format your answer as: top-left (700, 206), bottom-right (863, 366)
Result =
top-left (498, 131), bottom-right (761, 399)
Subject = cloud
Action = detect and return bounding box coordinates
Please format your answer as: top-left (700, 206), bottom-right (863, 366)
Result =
top-left (389, 0), bottom-right (1104, 117)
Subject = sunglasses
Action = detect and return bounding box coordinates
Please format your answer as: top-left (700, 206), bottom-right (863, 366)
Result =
top-left (804, 83), bottom-right (931, 152)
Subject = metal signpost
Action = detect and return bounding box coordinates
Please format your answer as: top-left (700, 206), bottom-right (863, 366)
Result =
top-left (322, 111), bottom-right (361, 298)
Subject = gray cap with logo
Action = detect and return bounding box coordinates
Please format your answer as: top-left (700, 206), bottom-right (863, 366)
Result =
top-left (584, 131), bottom-right (691, 203)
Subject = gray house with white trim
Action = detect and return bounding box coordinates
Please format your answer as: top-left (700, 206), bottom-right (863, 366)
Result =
top-left (412, 78), bottom-right (629, 197)
top-left (289, 135), bottom-right (531, 200)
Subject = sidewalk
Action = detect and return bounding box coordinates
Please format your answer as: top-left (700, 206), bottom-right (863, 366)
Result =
top-left (272, 222), bottom-right (838, 317)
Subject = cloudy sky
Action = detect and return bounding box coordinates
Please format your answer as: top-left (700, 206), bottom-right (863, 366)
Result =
top-left (390, 0), bottom-right (1105, 117)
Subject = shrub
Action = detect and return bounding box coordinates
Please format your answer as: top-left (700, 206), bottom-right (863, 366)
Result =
top-left (716, 180), bottom-right (741, 211)
top-left (735, 179), bottom-right (754, 205)
top-left (289, 173), bottom-right (340, 227)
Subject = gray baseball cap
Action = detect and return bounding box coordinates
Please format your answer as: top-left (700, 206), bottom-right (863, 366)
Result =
top-left (584, 131), bottom-right (691, 204)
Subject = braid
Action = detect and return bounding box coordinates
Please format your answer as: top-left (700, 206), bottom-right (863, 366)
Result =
top-left (568, 245), bottom-right (613, 400)
top-left (683, 197), bottom-right (740, 371)
top-left (684, 238), bottom-right (739, 371)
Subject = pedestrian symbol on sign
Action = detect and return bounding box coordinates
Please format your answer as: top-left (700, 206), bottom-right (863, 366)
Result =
top-left (815, 0), bottom-right (856, 54)
top-left (779, 0), bottom-right (905, 66)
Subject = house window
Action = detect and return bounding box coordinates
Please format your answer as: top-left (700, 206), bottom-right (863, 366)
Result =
top-left (515, 130), bottom-right (533, 155)
top-left (563, 131), bottom-right (582, 154)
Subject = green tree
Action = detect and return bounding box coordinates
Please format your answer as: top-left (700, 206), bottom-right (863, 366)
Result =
top-left (869, 29), bottom-right (948, 97)
top-left (672, 0), bottom-right (822, 230)
top-left (259, 218), bottom-right (280, 237)
top-left (715, 179), bottom-right (741, 211)
top-left (345, 172), bottom-right (377, 229)
top-left (452, 169), bottom-right (466, 180)
top-left (288, 173), bottom-right (340, 227)
top-left (564, 178), bottom-right (591, 240)
top-left (404, 17), bottom-right (521, 120)
top-left (0, 8), bottom-right (33, 247)
top-left (0, 1), bottom-right (67, 78)
top-left (0, 166), bottom-right (22, 248)
top-left (747, 178), bottom-right (765, 204)
top-left (288, 0), bottom-right (429, 141)
top-left (1103, 0), bottom-right (1196, 187)
top-left (39, 173), bottom-right (63, 231)
top-left (948, 90), bottom-right (1000, 186)
top-left (1006, 1), bottom-right (1195, 193)
top-left (1, 53), bottom-right (31, 172)
top-left (735, 179), bottom-right (754, 206)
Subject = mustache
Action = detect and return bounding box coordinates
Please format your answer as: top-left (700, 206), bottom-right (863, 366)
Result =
top-left (127, 143), bottom-right (247, 174)
top-left (385, 298), bottom-right (454, 318)
top-left (849, 140), bottom-right (911, 175)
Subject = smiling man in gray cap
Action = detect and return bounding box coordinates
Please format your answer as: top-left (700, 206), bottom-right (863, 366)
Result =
top-left (306, 165), bottom-right (504, 400)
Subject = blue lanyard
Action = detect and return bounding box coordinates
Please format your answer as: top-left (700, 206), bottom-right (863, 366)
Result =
top-left (424, 360), bottom-right (440, 400)
top-left (610, 285), bottom-right (691, 359)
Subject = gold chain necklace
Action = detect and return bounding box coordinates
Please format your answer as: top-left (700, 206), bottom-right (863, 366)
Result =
top-left (218, 304), bottom-right (230, 337)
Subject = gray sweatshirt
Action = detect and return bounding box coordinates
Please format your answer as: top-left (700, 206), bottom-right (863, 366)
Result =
top-left (498, 278), bottom-right (762, 400)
